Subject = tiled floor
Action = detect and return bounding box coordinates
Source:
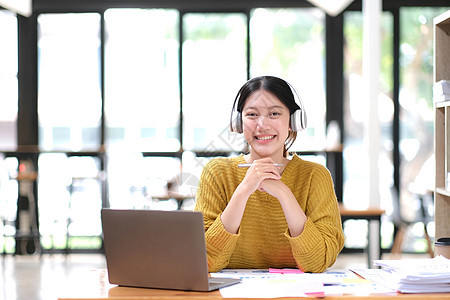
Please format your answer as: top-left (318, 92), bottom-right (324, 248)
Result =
top-left (0, 252), bottom-right (428, 300)
top-left (1, 254), bottom-right (107, 300)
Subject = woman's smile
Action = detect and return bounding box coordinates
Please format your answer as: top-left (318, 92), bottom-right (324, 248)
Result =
top-left (255, 135), bottom-right (276, 141)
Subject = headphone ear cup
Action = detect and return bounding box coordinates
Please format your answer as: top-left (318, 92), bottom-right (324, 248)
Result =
top-left (286, 80), bottom-right (306, 132)
top-left (300, 108), bottom-right (307, 130)
top-left (290, 109), bottom-right (307, 132)
top-left (231, 111), bottom-right (243, 133)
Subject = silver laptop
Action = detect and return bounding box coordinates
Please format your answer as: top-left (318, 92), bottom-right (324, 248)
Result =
top-left (101, 208), bottom-right (241, 291)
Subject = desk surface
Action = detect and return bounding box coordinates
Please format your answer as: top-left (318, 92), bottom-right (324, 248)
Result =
top-left (152, 191), bottom-right (194, 201)
top-left (57, 270), bottom-right (450, 300)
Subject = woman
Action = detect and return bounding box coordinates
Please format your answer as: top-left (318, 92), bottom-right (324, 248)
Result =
top-left (194, 76), bottom-right (344, 273)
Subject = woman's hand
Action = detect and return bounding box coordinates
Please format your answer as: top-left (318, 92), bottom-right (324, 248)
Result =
top-left (239, 158), bottom-right (282, 195)
top-left (258, 177), bottom-right (286, 197)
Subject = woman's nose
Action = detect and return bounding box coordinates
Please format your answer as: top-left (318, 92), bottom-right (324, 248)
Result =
top-left (256, 116), bottom-right (270, 129)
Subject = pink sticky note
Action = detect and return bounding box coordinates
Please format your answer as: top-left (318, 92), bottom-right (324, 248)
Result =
top-left (269, 268), bottom-right (304, 274)
top-left (305, 291), bottom-right (326, 297)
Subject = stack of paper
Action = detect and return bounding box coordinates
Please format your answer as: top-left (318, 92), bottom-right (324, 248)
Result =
top-left (372, 255), bottom-right (450, 293)
top-left (434, 80), bottom-right (450, 102)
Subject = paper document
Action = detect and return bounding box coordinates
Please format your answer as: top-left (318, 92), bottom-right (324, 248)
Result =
top-left (373, 255), bottom-right (450, 271)
top-left (211, 269), bottom-right (393, 298)
top-left (368, 255), bottom-right (450, 293)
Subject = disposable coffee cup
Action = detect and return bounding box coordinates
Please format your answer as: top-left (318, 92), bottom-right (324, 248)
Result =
top-left (435, 237), bottom-right (450, 259)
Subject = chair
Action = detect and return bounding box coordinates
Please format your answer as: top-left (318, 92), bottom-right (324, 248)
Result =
top-left (390, 186), bottom-right (434, 258)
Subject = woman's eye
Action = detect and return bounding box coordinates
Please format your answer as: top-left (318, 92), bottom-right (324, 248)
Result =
top-left (246, 112), bottom-right (257, 117)
top-left (270, 112), bottom-right (281, 117)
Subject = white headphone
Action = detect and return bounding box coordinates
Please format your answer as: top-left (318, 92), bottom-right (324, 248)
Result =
top-left (230, 77), bottom-right (307, 133)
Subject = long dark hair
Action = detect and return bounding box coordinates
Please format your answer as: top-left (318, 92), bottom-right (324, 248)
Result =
top-left (231, 76), bottom-right (301, 157)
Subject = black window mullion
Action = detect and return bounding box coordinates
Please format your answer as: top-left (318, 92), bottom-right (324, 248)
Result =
top-left (100, 10), bottom-right (106, 147)
top-left (246, 9), bottom-right (251, 80)
top-left (178, 11), bottom-right (185, 151)
top-left (325, 13), bottom-right (344, 203)
top-left (392, 7), bottom-right (400, 198)
top-left (179, 10), bottom-right (184, 159)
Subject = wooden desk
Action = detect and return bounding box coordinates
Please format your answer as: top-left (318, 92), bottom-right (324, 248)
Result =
top-left (57, 269), bottom-right (450, 300)
top-left (339, 205), bottom-right (385, 268)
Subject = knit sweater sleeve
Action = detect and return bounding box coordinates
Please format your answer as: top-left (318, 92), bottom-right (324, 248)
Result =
top-left (284, 159), bottom-right (345, 273)
top-left (193, 158), bottom-right (240, 272)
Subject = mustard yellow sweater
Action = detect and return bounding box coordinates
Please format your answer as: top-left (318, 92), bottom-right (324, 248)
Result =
top-left (194, 154), bottom-right (345, 273)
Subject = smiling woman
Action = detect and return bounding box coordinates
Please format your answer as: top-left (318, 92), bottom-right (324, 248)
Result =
top-left (194, 76), bottom-right (345, 273)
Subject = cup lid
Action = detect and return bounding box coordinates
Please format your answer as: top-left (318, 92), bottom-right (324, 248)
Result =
top-left (435, 237), bottom-right (450, 246)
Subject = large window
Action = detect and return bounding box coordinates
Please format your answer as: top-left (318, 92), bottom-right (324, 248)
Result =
top-left (105, 9), bottom-right (180, 152)
top-left (38, 13), bottom-right (102, 151)
top-left (104, 9), bottom-right (182, 211)
top-left (0, 10), bottom-right (18, 150)
top-left (37, 13), bottom-right (103, 251)
top-left (182, 12), bottom-right (247, 152)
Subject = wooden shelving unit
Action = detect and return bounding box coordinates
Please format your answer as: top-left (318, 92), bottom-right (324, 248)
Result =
top-left (433, 10), bottom-right (450, 240)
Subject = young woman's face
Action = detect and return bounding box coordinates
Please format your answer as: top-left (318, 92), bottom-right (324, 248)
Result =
top-left (241, 89), bottom-right (290, 160)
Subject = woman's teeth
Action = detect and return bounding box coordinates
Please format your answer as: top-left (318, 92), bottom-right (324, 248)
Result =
top-left (256, 135), bottom-right (275, 140)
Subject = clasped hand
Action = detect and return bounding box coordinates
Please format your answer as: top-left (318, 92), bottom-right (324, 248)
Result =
top-left (242, 158), bottom-right (286, 198)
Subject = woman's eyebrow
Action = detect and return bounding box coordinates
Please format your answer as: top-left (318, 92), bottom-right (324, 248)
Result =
top-left (243, 105), bottom-right (285, 111)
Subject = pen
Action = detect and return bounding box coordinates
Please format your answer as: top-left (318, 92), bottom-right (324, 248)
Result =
top-left (238, 163), bottom-right (283, 168)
